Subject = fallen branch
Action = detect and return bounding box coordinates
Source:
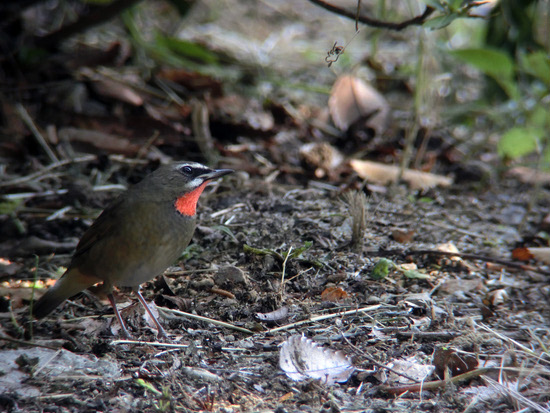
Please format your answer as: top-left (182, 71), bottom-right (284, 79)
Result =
top-left (307, 0), bottom-right (435, 31)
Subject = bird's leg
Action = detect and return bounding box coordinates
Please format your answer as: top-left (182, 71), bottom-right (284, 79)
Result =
top-left (133, 286), bottom-right (167, 339)
top-left (107, 293), bottom-right (132, 339)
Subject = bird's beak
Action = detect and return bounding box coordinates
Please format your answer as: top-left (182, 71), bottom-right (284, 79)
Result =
top-left (201, 168), bottom-right (234, 181)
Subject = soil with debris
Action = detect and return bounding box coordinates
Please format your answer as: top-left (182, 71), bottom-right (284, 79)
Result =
top-left (1, 1), bottom-right (550, 412)
top-left (2, 163), bottom-right (549, 412)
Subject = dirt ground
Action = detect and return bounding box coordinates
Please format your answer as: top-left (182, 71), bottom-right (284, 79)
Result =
top-left (1, 1), bottom-right (550, 412)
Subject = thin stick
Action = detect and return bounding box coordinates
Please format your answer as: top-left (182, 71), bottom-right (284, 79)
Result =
top-left (308, 0), bottom-right (434, 31)
top-left (0, 155), bottom-right (96, 188)
top-left (15, 103), bottom-right (58, 163)
top-left (32, 349), bottom-right (63, 377)
top-left (279, 246), bottom-right (293, 300)
top-left (158, 307), bottom-right (254, 335)
top-left (266, 305), bottom-right (381, 334)
top-left (110, 339), bottom-right (249, 351)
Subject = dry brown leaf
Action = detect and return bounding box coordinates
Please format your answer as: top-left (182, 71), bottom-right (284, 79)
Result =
top-left (433, 348), bottom-right (478, 379)
top-left (157, 68), bottom-right (223, 96)
top-left (58, 127), bottom-right (140, 156)
top-left (321, 286), bottom-right (349, 302)
top-left (507, 167), bottom-right (550, 185)
top-left (91, 78), bottom-right (143, 106)
top-left (350, 159), bottom-right (453, 190)
top-left (392, 229), bottom-right (415, 243)
top-left (512, 247), bottom-right (534, 261)
top-left (329, 75), bottom-right (389, 134)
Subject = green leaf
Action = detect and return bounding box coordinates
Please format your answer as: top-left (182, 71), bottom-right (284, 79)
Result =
top-left (528, 105), bottom-right (550, 129)
top-left (156, 35), bottom-right (219, 65)
top-left (450, 48), bottom-right (519, 99)
top-left (497, 127), bottom-right (542, 159)
top-left (520, 51), bottom-right (550, 86)
top-left (451, 48), bottom-right (514, 78)
top-left (136, 379), bottom-right (162, 396)
top-left (284, 241), bottom-right (313, 259)
top-left (243, 244), bottom-right (284, 261)
top-left (423, 14), bottom-right (458, 30)
top-left (449, 0), bottom-right (463, 11)
top-left (211, 225), bottom-right (238, 242)
top-left (420, 0), bottom-right (446, 11)
top-left (0, 198), bottom-right (22, 214)
top-left (403, 269), bottom-right (431, 279)
top-left (418, 197), bottom-right (435, 204)
top-left (370, 258), bottom-right (395, 280)
top-left (543, 146), bottom-right (550, 170)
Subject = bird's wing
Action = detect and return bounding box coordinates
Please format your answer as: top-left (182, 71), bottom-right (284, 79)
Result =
top-left (72, 196), bottom-right (126, 259)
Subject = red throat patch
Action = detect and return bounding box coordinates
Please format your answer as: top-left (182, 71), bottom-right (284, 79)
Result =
top-left (174, 182), bottom-right (209, 216)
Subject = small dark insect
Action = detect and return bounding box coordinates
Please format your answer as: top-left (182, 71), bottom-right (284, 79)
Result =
top-left (325, 41), bottom-right (345, 67)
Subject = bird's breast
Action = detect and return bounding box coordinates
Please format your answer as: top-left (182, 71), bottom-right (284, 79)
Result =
top-left (74, 201), bottom-right (197, 287)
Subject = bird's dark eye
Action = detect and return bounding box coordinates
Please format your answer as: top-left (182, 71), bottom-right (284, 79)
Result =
top-left (181, 165), bottom-right (193, 174)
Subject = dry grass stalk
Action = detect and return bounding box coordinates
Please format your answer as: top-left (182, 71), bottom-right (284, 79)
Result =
top-left (343, 190), bottom-right (368, 251)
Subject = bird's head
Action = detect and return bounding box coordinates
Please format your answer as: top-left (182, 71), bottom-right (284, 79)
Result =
top-left (133, 162), bottom-right (233, 216)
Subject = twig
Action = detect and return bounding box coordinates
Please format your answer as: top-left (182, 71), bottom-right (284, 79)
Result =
top-left (0, 155), bottom-right (96, 188)
top-left (2, 184), bottom-right (126, 200)
top-left (15, 103), bottom-right (58, 164)
top-left (110, 339), bottom-right (249, 351)
top-left (355, 0), bottom-right (361, 32)
top-left (191, 100), bottom-right (218, 166)
top-left (279, 246), bottom-right (292, 300)
top-left (308, 0), bottom-right (435, 31)
top-left (380, 367), bottom-right (488, 395)
top-left (32, 349), bottom-right (63, 377)
top-left (158, 307), bottom-right (254, 335)
top-left (395, 331), bottom-right (463, 341)
top-left (266, 305), bottom-right (381, 334)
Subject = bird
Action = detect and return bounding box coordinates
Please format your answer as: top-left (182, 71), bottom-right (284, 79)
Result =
top-left (33, 161), bottom-right (233, 338)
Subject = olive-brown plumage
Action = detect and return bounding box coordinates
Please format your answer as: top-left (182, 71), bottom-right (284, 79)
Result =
top-left (33, 162), bottom-right (232, 338)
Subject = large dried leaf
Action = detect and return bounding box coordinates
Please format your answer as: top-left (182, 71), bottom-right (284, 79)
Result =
top-left (329, 75), bottom-right (389, 134)
top-left (58, 127), bottom-right (140, 156)
top-left (523, 247), bottom-right (550, 264)
top-left (279, 335), bottom-right (354, 385)
top-left (350, 159), bottom-right (453, 190)
top-left (433, 348), bottom-right (478, 379)
top-left (507, 167), bottom-right (550, 185)
top-left (384, 355), bottom-right (435, 384)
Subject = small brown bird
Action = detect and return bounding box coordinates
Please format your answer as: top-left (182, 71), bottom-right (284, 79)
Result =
top-left (33, 162), bottom-right (233, 338)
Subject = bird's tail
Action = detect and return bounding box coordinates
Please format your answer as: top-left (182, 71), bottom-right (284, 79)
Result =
top-left (33, 268), bottom-right (100, 318)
